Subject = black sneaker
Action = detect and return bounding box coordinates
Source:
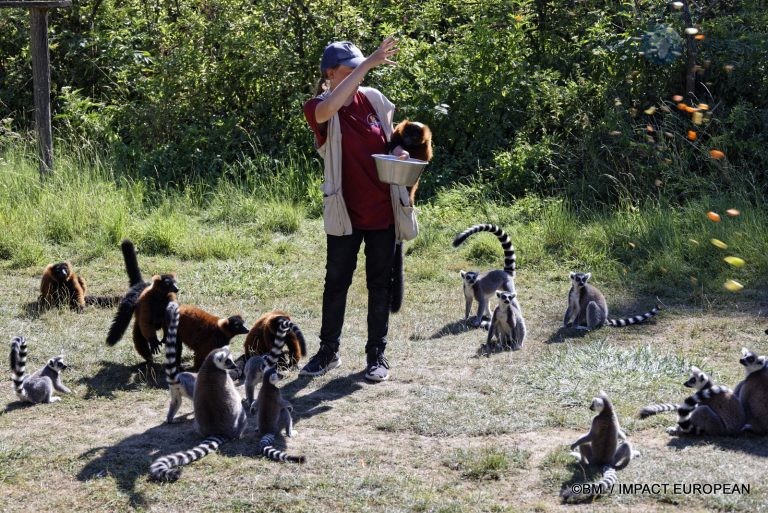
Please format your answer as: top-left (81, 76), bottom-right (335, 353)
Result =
top-left (299, 347), bottom-right (341, 377)
top-left (364, 353), bottom-right (390, 382)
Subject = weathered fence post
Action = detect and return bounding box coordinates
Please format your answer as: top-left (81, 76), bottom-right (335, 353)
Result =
top-left (0, 1), bottom-right (72, 178)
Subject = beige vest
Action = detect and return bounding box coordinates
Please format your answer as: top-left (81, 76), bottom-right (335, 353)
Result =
top-left (315, 86), bottom-right (418, 241)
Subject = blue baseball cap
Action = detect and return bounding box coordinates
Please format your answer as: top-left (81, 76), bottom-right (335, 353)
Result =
top-left (321, 41), bottom-right (365, 71)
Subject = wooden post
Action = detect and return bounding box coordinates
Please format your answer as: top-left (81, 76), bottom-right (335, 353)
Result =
top-left (30, 7), bottom-right (53, 174)
top-left (0, 1), bottom-right (72, 178)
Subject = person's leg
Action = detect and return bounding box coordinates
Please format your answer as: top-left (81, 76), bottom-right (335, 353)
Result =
top-left (362, 226), bottom-right (396, 381)
top-left (301, 231), bottom-right (362, 376)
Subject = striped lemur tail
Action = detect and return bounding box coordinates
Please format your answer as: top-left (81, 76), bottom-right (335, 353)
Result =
top-left (149, 435), bottom-right (226, 482)
top-left (606, 304), bottom-right (662, 327)
top-left (389, 242), bottom-right (404, 313)
top-left (105, 240), bottom-right (148, 346)
top-left (675, 384), bottom-right (732, 433)
top-left (258, 433), bottom-right (306, 464)
top-left (10, 335), bottom-right (28, 401)
top-left (266, 317), bottom-right (298, 368)
top-left (163, 301), bottom-right (193, 423)
top-left (163, 302), bottom-right (181, 384)
top-left (560, 465), bottom-right (618, 503)
top-left (452, 223), bottom-right (516, 277)
top-left (639, 403), bottom-right (679, 418)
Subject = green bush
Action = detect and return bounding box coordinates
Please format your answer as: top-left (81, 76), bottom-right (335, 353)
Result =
top-left (0, 0), bottom-right (766, 205)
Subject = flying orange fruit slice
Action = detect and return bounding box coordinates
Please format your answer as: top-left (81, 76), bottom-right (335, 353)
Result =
top-left (709, 149), bottom-right (725, 160)
top-left (725, 209), bottom-right (740, 217)
top-left (707, 211), bottom-right (721, 222)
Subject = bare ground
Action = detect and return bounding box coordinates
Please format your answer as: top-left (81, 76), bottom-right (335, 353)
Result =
top-left (1, 223), bottom-right (767, 512)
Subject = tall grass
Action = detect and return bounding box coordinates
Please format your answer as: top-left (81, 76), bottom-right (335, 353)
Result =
top-left (2, 140), bottom-right (767, 300)
top-left (0, 140), bottom-right (316, 266)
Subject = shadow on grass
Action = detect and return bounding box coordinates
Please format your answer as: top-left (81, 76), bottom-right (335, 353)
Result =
top-left (545, 326), bottom-right (590, 344)
top-left (2, 400), bottom-right (36, 413)
top-left (281, 372), bottom-right (365, 424)
top-left (77, 422), bottom-right (189, 508)
top-left (76, 360), bottom-right (167, 399)
top-left (555, 456), bottom-right (611, 503)
top-left (410, 319), bottom-right (477, 341)
top-left (667, 433), bottom-right (768, 458)
top-left (76, 418), bottom-right (274, 508)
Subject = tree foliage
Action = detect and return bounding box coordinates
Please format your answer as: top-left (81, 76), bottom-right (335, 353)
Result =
top-left (0, 0), bottom-right (766, 203)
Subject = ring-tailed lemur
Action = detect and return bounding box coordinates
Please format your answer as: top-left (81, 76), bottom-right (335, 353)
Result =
top-left (734, 348), bottom-right (768, 434)
top-left (256, 367), bottom-right (305, 463)
top-left (664, 366), bottom-right (745, 436)
top-left (242, 354), bottom-right (268, 413)
top-left (453, 224), bottom-right (517, 328)
top-left (638, 365), bottom-right (713, 418)
top-left (252, 318), bottom-right (305, 463)
top-left (482, 291), bottom-right (526, 353)
top-left (564, 272), bottom-right (661, 330)
top-left (10, 336), bottom-right (71, 404)
top-left (240, 316), bottom-right (301, 412)
top-left (560, 391), bottom-right (639, 503)
top-left (150, 346), bottom-right (246, 481)
top-left (162, 302), bottom-right (197, 424)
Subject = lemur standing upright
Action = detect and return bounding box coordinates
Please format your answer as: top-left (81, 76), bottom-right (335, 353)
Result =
top-left (453, 224), bottom-right (517, 327)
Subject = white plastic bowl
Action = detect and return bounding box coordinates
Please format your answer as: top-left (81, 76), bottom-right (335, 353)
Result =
top-left (372, 154), bottom-right (428, 186)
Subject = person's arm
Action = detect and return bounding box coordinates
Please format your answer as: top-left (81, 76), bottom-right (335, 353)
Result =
top-left (315, 37), bottom-right (399, 124)
top-left (390, 145), bottom-right (409, 159)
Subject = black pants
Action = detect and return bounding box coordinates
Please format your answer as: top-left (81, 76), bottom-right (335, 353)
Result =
top-left (319, 226), bottom-right (396, 355)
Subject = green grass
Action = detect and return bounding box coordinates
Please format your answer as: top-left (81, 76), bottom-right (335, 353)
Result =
top-left (2, 143), bottom-right (768, 512)
top-left (445, 447), bottom-right (530, 481)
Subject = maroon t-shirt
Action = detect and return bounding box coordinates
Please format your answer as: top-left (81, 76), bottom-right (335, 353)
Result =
top-left (304, 91), bottom-right (394, 230)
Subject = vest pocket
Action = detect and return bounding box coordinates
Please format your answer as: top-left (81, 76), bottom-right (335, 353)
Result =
top-left (394, 200), bottom-right (419, 241)
top-left (322, 192), bottom-right (353, 236)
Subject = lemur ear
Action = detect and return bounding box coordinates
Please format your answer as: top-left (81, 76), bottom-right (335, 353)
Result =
top-left (496, 290), bottom-right (503, 298)
top-left (741, 347), bottom-right (750, 356)
top-left (585, 273), bottom-right (592, 281)
top-left (569, 272), bottom-right (575, 279)
top-left (460, 270), bottom-right (466, 278)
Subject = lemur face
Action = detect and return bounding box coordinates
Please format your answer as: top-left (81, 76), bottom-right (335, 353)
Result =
top-left (570, 272), bottom-right (592, 288)
top-left (402, 122), bottom-right (428, 147)
top-left (213, 348), bottom-right (237, 371)
top-left (159, 274), bottom-right (179, 293)
top-left (589, 395), bottom-right (606, 413)
top-left (227, 316), bottom-right (250, 335)
top-left (684, 366), bottom-right (708, 389)
top-left (53, 263), bottom-right (70, 280)
top-left (48, 355), bottom-right (68, 372)
top-left (740, 348), bottom-right (765, 373)
top-left (495, 291), bottom-right (517, 304)
top-left (460, 271), bottom-right (479, 286)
